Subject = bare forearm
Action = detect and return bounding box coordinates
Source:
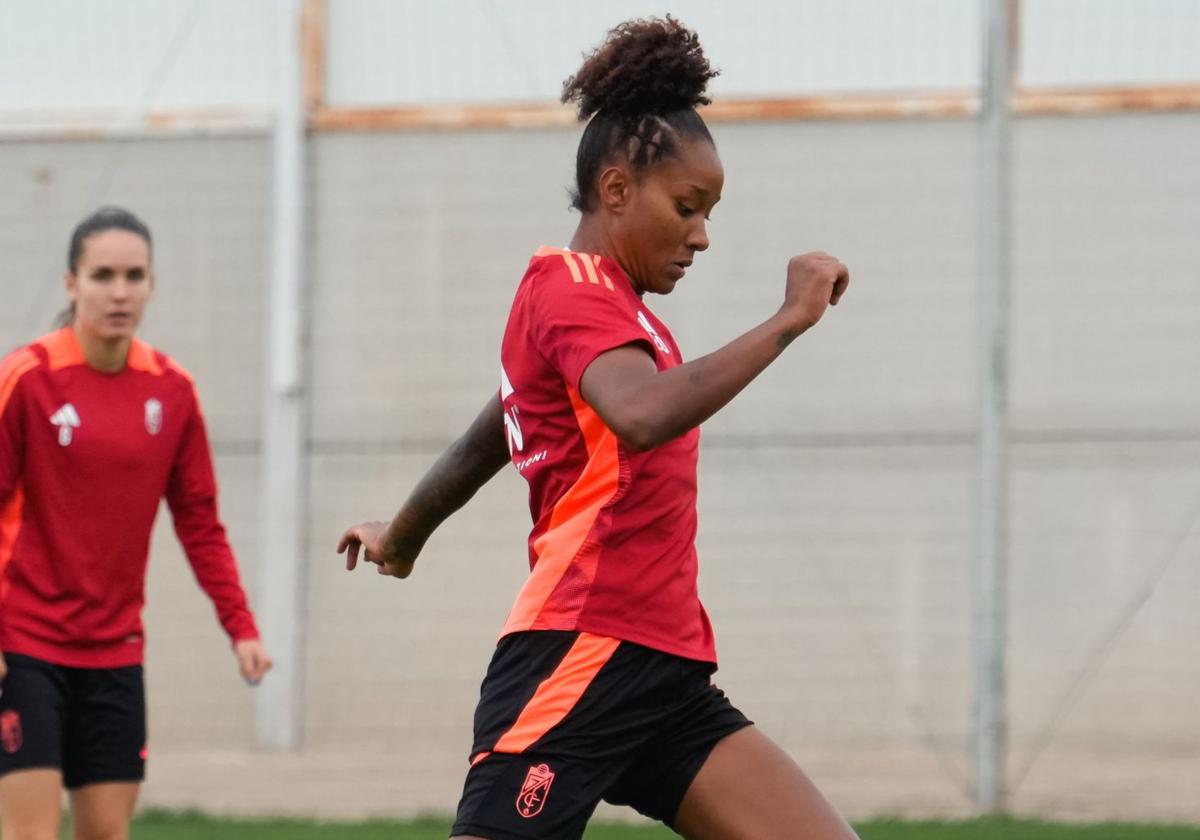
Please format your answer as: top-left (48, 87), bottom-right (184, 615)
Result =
top-left (623, 312), bottom-right (800, 449)
top-left (582, 253), bottom-right (849, 452)
top-left (383, 396), bottom-right (509, 554)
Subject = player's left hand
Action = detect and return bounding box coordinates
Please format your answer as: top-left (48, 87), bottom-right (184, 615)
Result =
top-left (234, 638), bottom-right (273, 685)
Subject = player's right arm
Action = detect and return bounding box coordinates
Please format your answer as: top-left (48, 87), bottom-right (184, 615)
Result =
top-left (337, 393), bottom-right (509, 578)
top-left (0, 347), bottom-right (37, 683)
top-left (580, 252), bottom-right (849, 451)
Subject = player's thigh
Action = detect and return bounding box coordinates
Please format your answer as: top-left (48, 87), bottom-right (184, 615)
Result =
top-left (62, 664), bottom-right (145, 792)
top-left (0, 768), bottom-right (64, 840)
top-left (69, 781), bottom-right (140, 840)
top-left (453, 632), bottom-right (676, 839)
top-left (0, 654), bottom-right (68, 840)
top-left (674, 726), bottom-right (859, 840)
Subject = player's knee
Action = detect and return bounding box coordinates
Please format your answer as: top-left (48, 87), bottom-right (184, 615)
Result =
top-left (72, 818), bottom-right (129, 840)
top-left (72, 829), bottom-right (127, 840)
top-left (1, 821), bottom-right (61, 840)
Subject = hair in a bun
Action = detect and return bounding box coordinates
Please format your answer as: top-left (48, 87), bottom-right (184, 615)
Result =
top-left (563, 16), bottom-right (718, 212)
top-left (563, 16), bottom-right (716, 122)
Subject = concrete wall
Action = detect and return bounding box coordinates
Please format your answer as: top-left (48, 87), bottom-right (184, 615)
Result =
top-left (0, 135), bottom-right (271, 748)
top-left (1, 112), bottom-right (1198, 820)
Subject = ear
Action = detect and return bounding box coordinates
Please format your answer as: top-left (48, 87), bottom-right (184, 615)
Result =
top-left (596, 164), bottom-right (633, 215)
top-left (64, 271), bottom-right (79, 303)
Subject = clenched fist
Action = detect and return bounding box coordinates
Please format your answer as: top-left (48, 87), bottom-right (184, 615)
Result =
top-left (779, 251), bottom-right (850, 334)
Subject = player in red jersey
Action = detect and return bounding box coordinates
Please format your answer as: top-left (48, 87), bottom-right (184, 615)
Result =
top-left (0, 207), bottom-right (272, 840)
top-left (339, 18), bottom-right (857, 840)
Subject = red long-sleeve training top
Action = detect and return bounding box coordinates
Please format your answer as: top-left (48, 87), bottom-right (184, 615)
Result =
top-left (0, 328), bottom-right (259, 668)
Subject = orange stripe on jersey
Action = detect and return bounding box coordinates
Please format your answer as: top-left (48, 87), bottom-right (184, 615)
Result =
top-left (502, 385), bottom-right (621, 635)
top-left (534, 248), bottom-right (617, 291)
top-left (0, 350), bottom-right (39, 417)
top-left (488, 632), bottom-right (619, 756)
top-left (580, 254), bottom-right (602, 286)
top-left (592, 255), bottom-right (615, 291)
top-left (161, 358), bottom-right (210, 425)
top-left (560, 253), bottom-right (586, 285)
top-left (0, 488), bottom-right (24, 602)
top-left (127, 339), bottom-right (163, 375)
top-left (532, 247), bottom-right (620, 292)
top-left (164, 356), bottom-right (195, 383)
top-left (37, 328), bottom-right (85, 370)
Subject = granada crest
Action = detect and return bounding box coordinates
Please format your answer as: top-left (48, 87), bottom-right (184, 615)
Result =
top-left (0, 710), bottom-right (22, 754)
top-left (145, 398), bottom-right (163, 435)
top-left (515, 762), bottom-right (554, 819)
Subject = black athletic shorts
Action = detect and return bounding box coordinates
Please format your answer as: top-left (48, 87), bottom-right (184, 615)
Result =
top-left (451, 631), bottom-right (752, 840)
top-left (0, 652), bottom-right (146, 789)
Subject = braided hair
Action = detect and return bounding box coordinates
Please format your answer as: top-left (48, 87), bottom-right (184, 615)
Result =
top-left (562, 16), bottom-right (718, 212)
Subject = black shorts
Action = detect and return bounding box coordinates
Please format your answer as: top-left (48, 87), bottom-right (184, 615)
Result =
top-left (451, 631), bottom-right (752, 840)
top-left (0, 652), bottom-right (146, 789)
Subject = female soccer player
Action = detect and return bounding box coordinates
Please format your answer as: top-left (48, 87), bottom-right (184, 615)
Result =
top-left (339, 17), bottom-right (857, 840)
top-left (0, 207), bottom-right (272, 840)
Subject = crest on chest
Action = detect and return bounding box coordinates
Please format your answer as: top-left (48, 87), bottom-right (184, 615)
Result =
top-left (144, 398), bottom-right (163, 435)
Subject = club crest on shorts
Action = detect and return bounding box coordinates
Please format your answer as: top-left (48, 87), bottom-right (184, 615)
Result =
top-left (515, 762), bottom-right (555, 818)
top-left (0, 710), bottom-right (22, 754)
top-left (144, 398), bottom-right (163, 435)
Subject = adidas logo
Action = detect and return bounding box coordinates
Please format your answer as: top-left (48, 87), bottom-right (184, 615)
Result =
top-left (50, 403), bottom-right (81, 446)
top-left (636, 311), bottom-right (670, 355)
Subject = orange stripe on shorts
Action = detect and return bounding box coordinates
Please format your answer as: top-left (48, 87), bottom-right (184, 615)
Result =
top-left (488, 633), bottom-right (620, 757)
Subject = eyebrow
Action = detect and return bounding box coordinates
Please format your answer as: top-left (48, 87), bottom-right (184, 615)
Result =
top-left (89, 265), bottom-right (146, 274)
top-left (679, 185), bottom-right (722, 208)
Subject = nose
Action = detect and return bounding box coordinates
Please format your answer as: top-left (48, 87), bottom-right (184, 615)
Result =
top-left (687, 219), bottom-right (710, 253)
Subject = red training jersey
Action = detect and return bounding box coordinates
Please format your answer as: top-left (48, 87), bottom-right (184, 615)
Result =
top-left (0, 328), bottom-right (260, 668)
top-left (498, 247), bottom-right (715, 663)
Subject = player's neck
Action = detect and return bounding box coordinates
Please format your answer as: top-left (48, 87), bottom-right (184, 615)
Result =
top-left (569, 220), bottom-right (643, 295)
top-left (72, 324), bottom-right (131, 374)
top-left (568, 218), bottom-right (617, 263)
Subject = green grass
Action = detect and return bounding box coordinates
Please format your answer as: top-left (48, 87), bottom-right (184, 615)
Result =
top-left (855, 818), bottom-right (1200, 840)
top-left (95, 811), bottom-right (1200, 840)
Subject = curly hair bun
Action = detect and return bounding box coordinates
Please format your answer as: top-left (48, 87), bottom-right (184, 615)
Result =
top-left (562, 16), bottom-right (718, 122)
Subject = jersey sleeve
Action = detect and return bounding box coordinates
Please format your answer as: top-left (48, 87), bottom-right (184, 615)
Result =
top-left (0, 350), bottom-right (35, 632)
top-left (0, 349), bottom-right (36, 508)
top-left (165, 385), bottom-right (260, 643)
top-left (527, 261), bottom-right (655, 389)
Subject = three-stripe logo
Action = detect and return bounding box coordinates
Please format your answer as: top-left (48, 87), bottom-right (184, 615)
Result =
top-left (50, 403), bottom-right (81, 446)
